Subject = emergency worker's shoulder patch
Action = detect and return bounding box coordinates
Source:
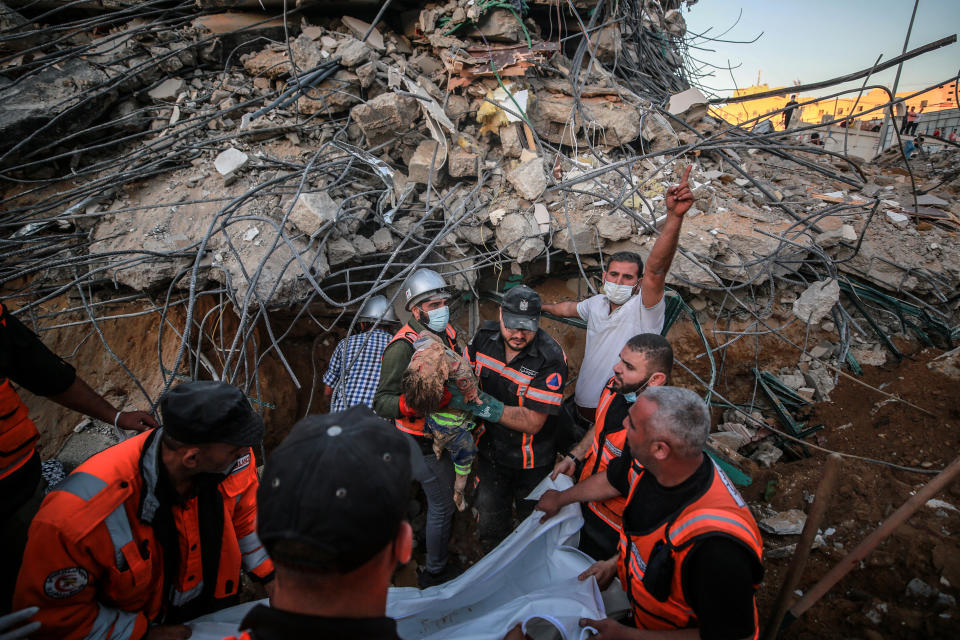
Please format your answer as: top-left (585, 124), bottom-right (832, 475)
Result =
top-left (545, 373), bottom-right (563, 390)
top-left (44, 567), bottom-right (89, 599)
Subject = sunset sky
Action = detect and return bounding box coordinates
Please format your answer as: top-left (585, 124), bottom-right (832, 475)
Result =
top-left (684, 0), bottom-right (960, 98)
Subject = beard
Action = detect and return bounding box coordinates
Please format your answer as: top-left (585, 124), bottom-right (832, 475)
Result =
top-left (613, 374), bottom-right (650, 395)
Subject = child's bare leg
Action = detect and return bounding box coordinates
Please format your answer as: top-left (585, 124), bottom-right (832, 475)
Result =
top-left (453, 473), bottom-right (468, 511)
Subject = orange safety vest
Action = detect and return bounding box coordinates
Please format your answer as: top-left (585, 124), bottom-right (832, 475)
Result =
top-left (385, 322), bottom-right (457, 437)
top-left (0, 307), bottom-right (41, 482)
top-left (579, 378), bottom-right (629, 532)
top-left (0, 377), bottom-right (39, 482)
top-left (616, 458), bottom-right (763, 636)
top-left (14, 429), bottom-right (273, 640)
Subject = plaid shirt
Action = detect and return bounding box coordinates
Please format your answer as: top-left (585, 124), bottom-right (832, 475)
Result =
top-left (323, 329), bottom-right (392, 412)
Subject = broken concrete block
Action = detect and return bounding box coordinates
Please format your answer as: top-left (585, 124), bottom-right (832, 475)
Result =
top-left (288, 191), bottom-right (341, 237)
top-left (326, 237), bottom-right (356, 266)
top-left (528, 89), bottom-right (644, 147)
top-left (709, 431), bottom-right (750, 451)
top-left (335, 37), bottom-right (373, 67)
top-left (589, 23), bottom-right (622, 63)
top-left (495, 212), bottom-right (545, 263)
top-left (214, 147), bottom-right (248, 182)
top-left (841, 224), bottom-right (857, 242)
top-left (809, 340), bottom-right (834, 360)
top-left (350, 92), bottom-right (420, 145)
top-left (751, 441), bottom-right (784, 468)
top-left (352, 234), bottom-right (376, 256)
top-left (372, 227), bottom-right (394, 252)
top-left (793, 279), bottom-right (839, 324)
top-left (148, 77), bottom-right (184, 101)
top-left (296, 70), bottom-right (361, 114)
top-left (499, 124), bottom-right (523, 158)
top-left (597, 213), bottom-right (634, 241)
top-left (506, 151), bottom-right (546, 201)
top-left (532, 203), bottom-right (551, 233)
top-left (759, 509), bottom-right (807, 535)
top-left (448, 147), bottom-right (479, 177)
top-left (469, 8), bottom-right (527, 42)
top-left (408, 140), bottom-right (446, 184)
top-left (341, 16), bottom-right (385, 51)
top-left (801, 361), bottom-right (836, 400)
top-left (886, 210), bottom-right (909, 229)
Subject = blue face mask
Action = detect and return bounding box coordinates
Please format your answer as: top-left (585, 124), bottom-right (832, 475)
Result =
top-left (424, 305), bottom-right (450, 332)
top-left (620, 377), bottom-right (651, 404)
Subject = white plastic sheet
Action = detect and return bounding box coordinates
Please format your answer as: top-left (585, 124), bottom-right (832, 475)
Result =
top-left (187, 475), bottom-right (606, 640)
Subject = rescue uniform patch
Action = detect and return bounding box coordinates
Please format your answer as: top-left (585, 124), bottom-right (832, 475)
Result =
top-left (545, 372), bottom-right (562, 390)
top-left (44, 567), bottom-right (89, 599)
top-left (230, 453), bottom-right (251, 474)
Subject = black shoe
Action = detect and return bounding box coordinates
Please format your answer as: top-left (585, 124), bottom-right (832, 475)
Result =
top-left (417, 559), bottom-right (463, 588)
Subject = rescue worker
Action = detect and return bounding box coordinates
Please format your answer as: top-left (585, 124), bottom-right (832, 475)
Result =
top-left (323, 295), bottom-right (400, 411)
top-left (536, 387), bottom-right (764, 640)
top-left (452, 285), bottom-right (568, 552)
top-left (0, 302), bottom-right (157, 614)
top-left (372, 268), bottom-right (459, 587)
top-left (14, 380), bottom-right (275, 640)
top-left (550, 334), bottom-right (673, 561)
top-left (541, 165), bottom-right (694, 423)
top-left (221, 405), bottom-right (412, 640)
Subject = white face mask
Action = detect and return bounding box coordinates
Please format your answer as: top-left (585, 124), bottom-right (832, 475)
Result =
top-left (603, 280), bottom-right (635, 305)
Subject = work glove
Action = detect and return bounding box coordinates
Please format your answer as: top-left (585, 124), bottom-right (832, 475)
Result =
top-left (449, 389), bottom-right (504, 422)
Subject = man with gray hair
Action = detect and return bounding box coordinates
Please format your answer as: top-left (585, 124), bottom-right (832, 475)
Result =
top-left (537, 387), bottom-right (764, 639)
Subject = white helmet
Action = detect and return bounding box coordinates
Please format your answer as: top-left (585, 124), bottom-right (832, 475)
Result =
top-left (402, 268), bottom-right (449, 310)
top-left (357, 295), bottom-right (398, 323)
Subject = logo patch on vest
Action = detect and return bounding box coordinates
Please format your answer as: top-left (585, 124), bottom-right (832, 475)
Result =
top-left (230, 453), bottom-right (251, 474)
top-left (519, 300), bottom-right (528, 311)
top-left (44, 567), bottom-right (89, 599)
top-left (519, 366), bottom-right (537, 377)
top-left (545, 373), bottom-right (562, 390)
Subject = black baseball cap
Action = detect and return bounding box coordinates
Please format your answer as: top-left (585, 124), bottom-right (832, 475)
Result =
top-left (257, 406), bottom-right (411, 573)
top-left (501, 284), bottom-right (541, 332)
top-left (159, 380), bottom-right (264, 447)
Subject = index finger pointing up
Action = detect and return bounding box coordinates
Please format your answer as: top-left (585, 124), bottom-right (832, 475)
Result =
top-left (679, 165), bottom-right (692, 186)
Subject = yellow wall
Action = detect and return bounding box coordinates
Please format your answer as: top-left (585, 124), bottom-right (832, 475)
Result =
top-left (714, 83), bottom-right (959, 129)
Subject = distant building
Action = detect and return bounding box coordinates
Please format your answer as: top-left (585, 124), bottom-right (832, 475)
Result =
top-left (713, 82), bottom-right (960, 131)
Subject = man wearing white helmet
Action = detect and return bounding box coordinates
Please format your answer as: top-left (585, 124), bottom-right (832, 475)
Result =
top-left (373, 268), bottom-right (460, 588)
top-left (323, 295), bottom-right (400, 412)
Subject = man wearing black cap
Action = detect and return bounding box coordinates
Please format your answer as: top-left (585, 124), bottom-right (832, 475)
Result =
top-left (453, 285), bottom-right (568, 551)
top-left (15, 380), bottom-right (274, 640)
top-left (222, 405), bottom-right (412, 640)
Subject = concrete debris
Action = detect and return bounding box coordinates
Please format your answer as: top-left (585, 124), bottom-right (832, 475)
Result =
top-left (793, 279), bottom-right (840, 325)
top-left (906, 578), bottom-right (938, 599)
top-left (288, 192), bottom-right (342, 237)
top-left (751, 441), bottom-right (784, 468)
top-left (350, 92), bottom-right (421, 145)
top-left (506, 151), bottom-right (547, 201)
top-left (214, 147), bottom-right (249, 181)
top-left (759, 509), bottom-right (807, 536)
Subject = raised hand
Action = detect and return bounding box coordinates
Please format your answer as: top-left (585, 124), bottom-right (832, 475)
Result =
top-left (665, 165), bottom-right (694, 217)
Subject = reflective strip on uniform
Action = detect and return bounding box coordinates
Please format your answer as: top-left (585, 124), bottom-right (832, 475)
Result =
top-left (668, 513), bottom-right (762, 549)
top-left (138, 430), bottom-right (163, 523)
top-left (169, 581), bottom-right (204, 607)
top-left (474, 353), bottom-right (533, 386)
top-left (56, 471), bottom-right (108, 501)
top-left (84, 605), bottom-right (138, 640)
top-left (239, 532), bottom-right (270, 571)
top-left (521, 433), bottom-right (533, 468)
top-left (104, 503), bottom-right (134, 570)
top-left (524, 387), bottom-right (562, 405)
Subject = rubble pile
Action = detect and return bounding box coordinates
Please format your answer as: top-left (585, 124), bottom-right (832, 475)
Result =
top-left (1, 1), bottom-right (958, 464)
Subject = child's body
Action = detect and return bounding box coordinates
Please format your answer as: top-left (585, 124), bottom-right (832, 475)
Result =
top-left (402, 332), bottom-right (480, 510)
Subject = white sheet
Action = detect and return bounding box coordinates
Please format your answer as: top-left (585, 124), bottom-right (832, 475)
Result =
top-left (187, 475), bottom-right (606, 640)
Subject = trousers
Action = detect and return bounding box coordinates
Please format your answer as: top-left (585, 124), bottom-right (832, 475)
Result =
top-left (408, 437), bottom-right (456, 573)
top-left (0, 474), bottom-right (45, 613)
top-left (475, 455), bottom-right (548, 552)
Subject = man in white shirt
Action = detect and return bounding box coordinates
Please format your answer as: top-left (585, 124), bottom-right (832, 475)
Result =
top-left (542, 165), bottom-right (694, 427)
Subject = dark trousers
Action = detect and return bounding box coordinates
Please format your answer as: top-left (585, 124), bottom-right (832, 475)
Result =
top-left (0, 477), bottom-right (46, 613)
top-left (578, 506), bottom-right (621, 561)
top-left (475, 455), bottom-right (549, 552)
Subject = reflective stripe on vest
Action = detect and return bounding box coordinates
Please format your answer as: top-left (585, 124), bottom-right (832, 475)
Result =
top-left (616, 459), bottom-right (763, 635)
top-left (55, 471), bottom-right (135, 571)
top-left (387, 323), bottom-right (457, 436)
top-left (581, 380), bottom-right (629, 531)
top-left (0, 378), bottom-right (40, 480)
top-left (84, 604), bottom-right (138, 640)
top-left (169, 581), bottom-right (204, 607)
top-left (238, 532), bottom-right (270, 573)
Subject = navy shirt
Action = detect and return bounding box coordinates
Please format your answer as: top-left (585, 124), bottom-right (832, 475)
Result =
top-left (465, 321), bottom-right (567, 469)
